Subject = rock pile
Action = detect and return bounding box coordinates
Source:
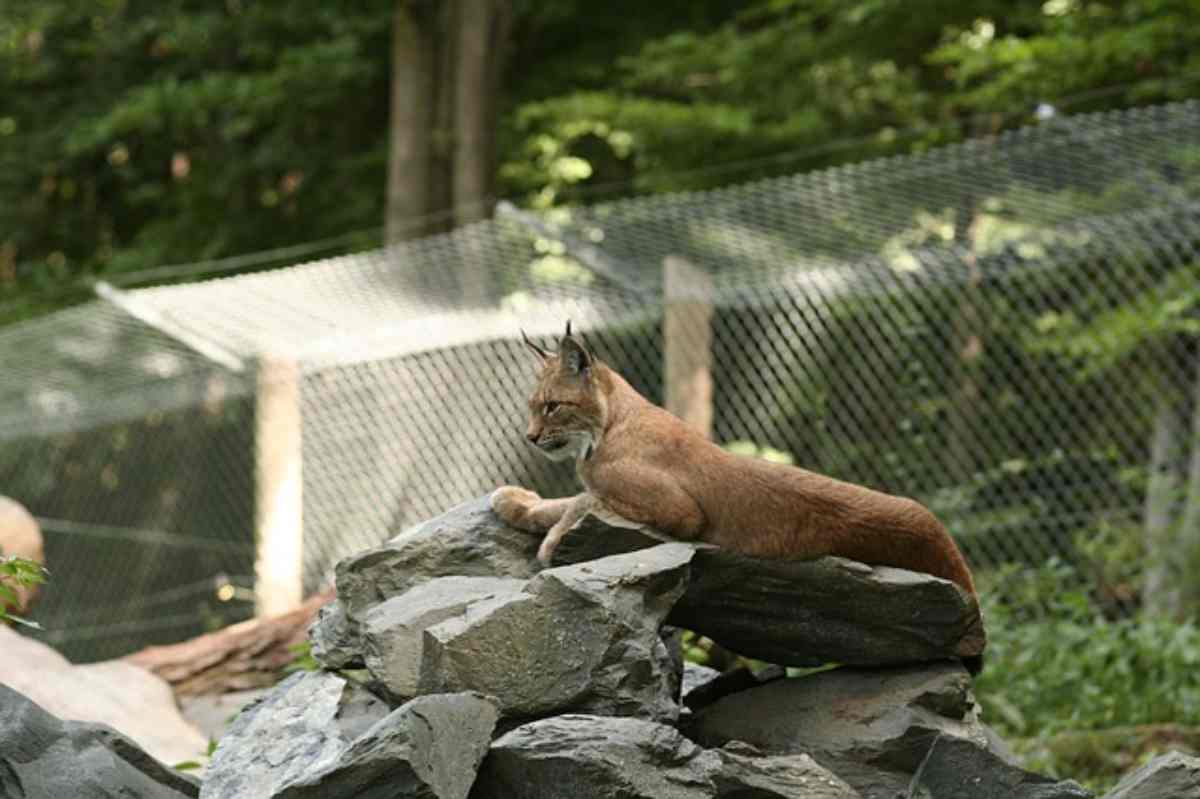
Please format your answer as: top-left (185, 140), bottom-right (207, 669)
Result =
top-left (4, 494), bottom-right (1199, 798)
top-left (205, 495), bottom-right (1000, 799)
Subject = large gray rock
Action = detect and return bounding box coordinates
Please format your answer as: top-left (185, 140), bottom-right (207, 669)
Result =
top-left (335, 497), bottom-right (544, 618)
top-left (681, 663), bottom-right (787, 713)
top-left (680, 662), bottom-right (722, 706)
top-left (202, 669), bottom-right (497, 799)
top-left (360, 576), bottom-right (526, 699)
top-left (471, 714), bottom-right (862, 799)
top-left (1102, 751), bottom-right (1200, 799)
top-left (690, 663), bottom-right (995, 799)
top-left (672, 550), bottom-right (985, 668)
top-left (200, 671), bottom-right (390, 799)
top-left (337, 495), bottom-right (984, 670)
top-left (908, 735), bottom-right (1092, 799)
top-left (272, 693), bottom-right (500, 799)
top-left (418, 544), bottom-right (693, 723)
top-left (0, 683), bottom-right (200, 799)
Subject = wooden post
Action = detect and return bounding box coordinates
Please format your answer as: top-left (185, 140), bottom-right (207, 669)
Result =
top-left (664, 255), bottom-right (714, 438)
top-left (255, 357), bottom-right (304, 617)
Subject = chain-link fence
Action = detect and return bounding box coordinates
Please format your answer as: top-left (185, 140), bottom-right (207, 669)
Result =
top-left (2, 101), bottom-right (1199, 661)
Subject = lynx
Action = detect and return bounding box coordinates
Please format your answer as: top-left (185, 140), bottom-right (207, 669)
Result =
top-left (491, 323), bottom-right (977, 598)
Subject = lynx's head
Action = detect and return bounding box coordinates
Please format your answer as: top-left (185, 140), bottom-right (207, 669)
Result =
top-left (520, 322), bottom-right (606, 462)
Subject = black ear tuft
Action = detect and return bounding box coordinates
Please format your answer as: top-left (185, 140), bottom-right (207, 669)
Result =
top-left (559, 329), bottom-right (591, 377)
top-left (565, 319), bottom-right (573, 338)
top-left (521, 328), bottom-right (550, 363)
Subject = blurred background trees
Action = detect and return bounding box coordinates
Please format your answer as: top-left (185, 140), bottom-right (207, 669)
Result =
top-left (3, 0), bottom-right (1198, 322)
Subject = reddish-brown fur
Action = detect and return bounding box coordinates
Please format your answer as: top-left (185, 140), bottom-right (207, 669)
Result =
top-left (492, 328), bottom-right (977, 597)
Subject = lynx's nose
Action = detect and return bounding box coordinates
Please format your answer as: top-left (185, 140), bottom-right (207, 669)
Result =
top-left (526, 432), bottom-right (539, 445)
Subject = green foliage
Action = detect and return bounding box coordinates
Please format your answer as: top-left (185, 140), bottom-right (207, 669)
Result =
top-left (1027, 264), bottom-right (1200, 378)
top-left (0, 555), bottom-right (48, 628)
top-left (4, 0), bottom-right (1197, 324)
top-left (0, 0), bottom-right (391, 319)
top-left (173, 737), bottom-right (218, 773)
top-left (1015, 724), bottom-right (1200, 794)
top-left (973, 560), bottom-right (1200, 741)
top-left (284, 640), bottom-right (320, 674)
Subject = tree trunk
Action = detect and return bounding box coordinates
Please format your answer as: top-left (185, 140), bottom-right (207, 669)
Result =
top-left (428, 0), bottom-right (456, 230)
top-left (385, 2), bottom-right (437, 244)
top-left (450, 0), bottom-right (511, 304)
top-left (1143, 341), bottom-right (1191, 617)
top-left (452, 0), bottom-right (495, 229)
top-left (386, 0), bottom-right (511, 285)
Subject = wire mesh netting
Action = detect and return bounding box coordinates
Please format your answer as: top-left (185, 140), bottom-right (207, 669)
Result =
top-left (2, 101), bottom-right (1199, 661)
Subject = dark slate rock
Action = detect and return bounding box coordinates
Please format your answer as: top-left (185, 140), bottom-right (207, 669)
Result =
top-left (358, 576), bottom-right (526, 700)
top-left (1102, 751), bottom-right (1200, 799)
top-left (471, 714), bottom-right (862, 799)
top-left (309, 600), bottom-right (363, 670)
top-left (668, 550), bottom-right (985, 668)
top-left (335, 497), bottom-right (542, 620)
top-left (690, 663), bottom-right (994, 799)
top-left (418, 544), bottom-right (693, 723)
top-left (680, 662), bottom-right (722, 706)
top-left (333, 495), bottom-right (983, 671)
top-left (273, 692), bottom-right (500, 799)
top-left (681, 663), bottom-right (786, 713)
top-left (200, 671), bottom-right (390, 799)
top-left (0, 682), bottom-right (200, 799)
top-left (908, 735), bottom-right (1093, 799)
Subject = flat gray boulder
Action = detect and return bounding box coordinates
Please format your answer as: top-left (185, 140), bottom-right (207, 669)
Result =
top-left (202, 670), bottom-right (498, 799)
top-left (908, 735), bottom-right (1092, 798)
top-left (418, 544), bottom-right (693, 723)
top-left (0, 683), bottom-right (200, 799)
top-left (671, 550), bottom-right (984, 668)
top-left (334, 497), bottom-right (544, 618)
top-left (1103, 751), bottom-right (1200, 799)
top-left (335, 495), bottom-right (984, 670)
top-left (689, 663), bottom-right (996, 799)
top-left (273, 692), bottom-right (500, 799)
top-left (471, 714), bottom-right (861, 799)
top-left (200, 671), bottom-right (390, 799)
top-left (359, 576), bottom-right (525, 699)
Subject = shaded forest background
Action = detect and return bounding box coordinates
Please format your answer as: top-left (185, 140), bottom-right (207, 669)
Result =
top-left (2, 0), bottom-right (1198, 324)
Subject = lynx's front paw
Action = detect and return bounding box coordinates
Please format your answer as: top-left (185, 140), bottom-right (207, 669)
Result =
top-left (489, 486), bottom-right (546, 533)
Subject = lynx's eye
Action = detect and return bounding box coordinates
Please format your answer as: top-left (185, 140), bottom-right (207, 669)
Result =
top-left (543, 401), bottom-right (560, 415)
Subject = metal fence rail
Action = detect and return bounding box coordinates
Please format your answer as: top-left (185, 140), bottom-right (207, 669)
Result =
top-left (2, 101), bottom-right (1199, 660)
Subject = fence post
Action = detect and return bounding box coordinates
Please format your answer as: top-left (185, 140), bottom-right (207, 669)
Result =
top-left (664, 255), bottom-right (714, 438)
top-left (255, 356), bottom-right (304, 617)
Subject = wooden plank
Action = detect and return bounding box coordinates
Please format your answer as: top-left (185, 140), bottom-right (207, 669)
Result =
top-left (663, 255), bottom-right (714, 438)
top-left (255, 357), bottom-right (304, 617)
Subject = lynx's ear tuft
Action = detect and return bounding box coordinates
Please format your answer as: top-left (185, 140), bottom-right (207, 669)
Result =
top-left (521, 328), bottom-right (550, 364)
top-left (559, 327), bottom-right (591, 377)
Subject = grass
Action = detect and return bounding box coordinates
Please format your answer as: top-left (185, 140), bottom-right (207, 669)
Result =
top-left (972, 559), bottom-right (1200, 790)
top-left (1013, 724), bottom-right (1200, 793)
